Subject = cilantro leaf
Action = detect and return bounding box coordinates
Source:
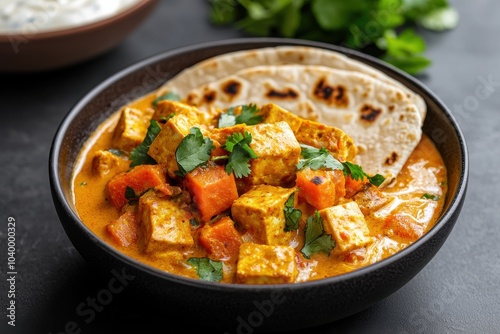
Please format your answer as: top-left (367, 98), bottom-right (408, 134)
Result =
top-left (301, 211), bottom-right (335, 259)
top-left (223, 132), bottom-right (258, 178)
top-left (175, 127), bottom-right (215, 177)
top-left (187, 257), bottom-right (223, 282)
top-left (129, 120), bottom-right (161, 167)
top-left (218, 104), bottom-right (262, 128)
top-left (422, 193), bottom-right (440, 201)
top-left (296, 144), bottom-right (344, 171)
top-left (284, 193), bottom-right (302, 231)
top-left (342, 161), bottom-right (386, 187)
top-left (152, 92), bottom-right (180, 108)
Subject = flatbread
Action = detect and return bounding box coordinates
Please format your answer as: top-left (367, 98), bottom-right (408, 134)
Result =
top-left (157, 46), bottom-right (425, 120)
top-left (183, 65), bottom-right (423, 184)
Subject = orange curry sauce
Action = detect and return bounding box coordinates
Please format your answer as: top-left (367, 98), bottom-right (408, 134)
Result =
top-left (73, 92), bottom-right (447, 283)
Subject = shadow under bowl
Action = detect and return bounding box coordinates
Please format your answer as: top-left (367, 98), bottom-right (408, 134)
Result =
top-left (49, 38), bottom-right (468, 332)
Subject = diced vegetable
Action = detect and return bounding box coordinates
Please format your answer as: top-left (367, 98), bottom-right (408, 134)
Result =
top-left (185, 164), bottom-right (239, 222)
top-left (296, 168), bottom-right (345, 210)
top-left (107, 164), bottom-right (169, 209)
top-left (106, 208), bottom-right (137, 247)
top-left (344, 175), bottom-right (367, 198)
top-left (384, 214), bottom-right (424, 241)
top-left (198, 217), bottom-right (242, 260)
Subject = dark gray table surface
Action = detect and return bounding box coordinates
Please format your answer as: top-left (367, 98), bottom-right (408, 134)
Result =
top-left (1, 1), bottom-right (499, 333)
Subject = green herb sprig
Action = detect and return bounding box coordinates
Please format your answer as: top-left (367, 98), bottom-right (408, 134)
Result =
top-left (301, 211), bottom-right (335, 259)
top-left (222, 132), bottom-right (258, 178)
top-left (130, 120), bottom-right (161, 167)
top-left (187, 257), bottom-right (223, 282)
top-left (296, 144), bottom-right (385, 187)
top-left (218, 104), bottom-right (262, 128)
top-left (175, 127), bottom-right (215, 177)
top-left (209, 0), bottom-right (459, 74)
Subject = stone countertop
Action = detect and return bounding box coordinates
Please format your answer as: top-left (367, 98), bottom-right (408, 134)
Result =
top-left (1, 1), bottom-right (499, 333)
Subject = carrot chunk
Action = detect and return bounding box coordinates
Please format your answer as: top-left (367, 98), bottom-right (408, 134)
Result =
top-left (384, 214), bottom-right (424, 241)
top-left (344, 175), bottom-right (367, 198)
top-left (199, 217), bottom-right (242, 260)
top-left (106, 208), bottom-right (138, 247)
top-left (107, 164), bottom-right (169, 209)
top-left (185, 164), bottom-right (239, 222)
top-left (295, 168), bottom-right (345, 210)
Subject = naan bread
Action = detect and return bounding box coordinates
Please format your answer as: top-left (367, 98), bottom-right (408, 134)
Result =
top-left (157, 46), bottom-right (425, 120)
top-left (183, 65), bottom-right (423, 184)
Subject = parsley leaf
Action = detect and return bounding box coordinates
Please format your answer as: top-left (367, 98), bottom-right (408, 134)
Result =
top-left (296, 144), bottom-right (344, 171)
top-left (422, 193), bottom-right (440, 201)
top-left (301, 211), bottom-right (335, 259)
top-left (223, 132), bottom-right (258, 178)
top-left (175, 127), bottom-right (215, 177)
top-left (218, 104), bottom-right (262, 128)
top-left (284, 193), bottom-right (302, 231)
top-left (342, 161), bottom-right (386, 187)
top-left (129, 120), bottom-right (161, 167)
top-left (187, 257), bottom-right (223, 282)
top-left (152, 92), bottom-right (181, 108)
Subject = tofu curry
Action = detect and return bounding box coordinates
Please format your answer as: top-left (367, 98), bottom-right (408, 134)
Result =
top-left (73, 92), bottom-right (447, 284)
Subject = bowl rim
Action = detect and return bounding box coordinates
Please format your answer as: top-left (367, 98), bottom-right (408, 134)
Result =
top-left (49, 37), bottom-right (469, 292)
top-left (0, 0), bottom-right (157, 42)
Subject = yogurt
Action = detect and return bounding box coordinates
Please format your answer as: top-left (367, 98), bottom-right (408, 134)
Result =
top-left (0, 0), bottom-right (142, 33)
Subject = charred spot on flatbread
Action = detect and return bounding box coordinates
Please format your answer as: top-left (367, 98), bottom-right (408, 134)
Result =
top-left (359, 104), bottom-right (382, 123)
top-left (313, 78), bottom-right (348, 107)
top-left (266, 88), bottom-right (299, 99)
top-left (222, 80), bottom-right (242, 97)
top-left (203, 90), bottom-right (217, 104)
top-left (385, 152), bottom-right (398, 166)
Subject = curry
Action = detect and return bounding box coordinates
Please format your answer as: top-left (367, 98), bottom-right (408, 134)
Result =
top-left (73, 90), bottom-right (446, 284)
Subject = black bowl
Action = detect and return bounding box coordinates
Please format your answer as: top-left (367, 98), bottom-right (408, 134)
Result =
top-left (49, 38), bottom-right (468, 332)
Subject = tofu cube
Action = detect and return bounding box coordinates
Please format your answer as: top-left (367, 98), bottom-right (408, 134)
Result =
top-left (154, 100), bottom-right (219, 126)
top-left (295, 119), bottom-right (357, 162)
top-left (138, 191), bottom-right (194, 253)
top-left (147, 114), bottom-right (196, 177)
top-left (319, 201), bottom-right (372, 252)
top-left (113, 107), bottom-right (154, 151)
top-left (245, 122), bottom-right (301, 187)
top-left (236, 243), bottom-right (297, 284)
top-left (231, 185), bottom-right (295, 246)
top-left (260, 103), bottom-right (303, 133)
top-left (91, 150), bottom-right (129, 177)
top-left (353, 184), bottom-right (389, 216)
